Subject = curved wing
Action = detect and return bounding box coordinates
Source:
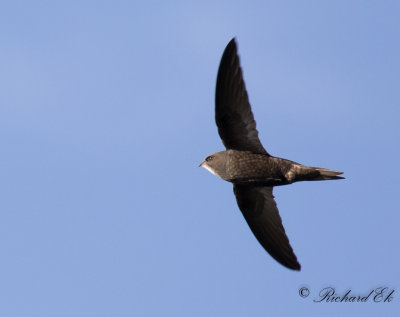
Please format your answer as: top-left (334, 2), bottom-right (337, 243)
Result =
top-left (215, 38), bottom-right (268, 155)
top-left (233, 184), bottom-right (301, 270)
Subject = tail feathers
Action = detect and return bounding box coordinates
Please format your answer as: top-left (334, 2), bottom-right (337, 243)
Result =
top-left (291, 165), bottom-right (344, 182)
top-left (313, 167), bottom-right (344, 180)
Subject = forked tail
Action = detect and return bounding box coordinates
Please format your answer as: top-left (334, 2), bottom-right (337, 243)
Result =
top-left (291, 164), bottom-right (345, 182)
top-left (309, 167), bottom-right (344, 181)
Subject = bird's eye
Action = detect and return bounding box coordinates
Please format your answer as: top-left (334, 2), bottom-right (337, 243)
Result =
top-left (205, 156), bottom-right (214, 162)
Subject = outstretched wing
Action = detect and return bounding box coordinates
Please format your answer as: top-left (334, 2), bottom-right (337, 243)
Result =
top-left (233, 184), bottom-right (301, 270)
top-left (215, 38), bottom-right (268, 155)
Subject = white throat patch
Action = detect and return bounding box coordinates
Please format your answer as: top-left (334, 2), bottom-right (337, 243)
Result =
top-left (202, 164), bottom-right (220, 178)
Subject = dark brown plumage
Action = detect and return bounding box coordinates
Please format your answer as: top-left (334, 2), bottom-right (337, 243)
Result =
top-left (200, 38), bottom-right (344, 271)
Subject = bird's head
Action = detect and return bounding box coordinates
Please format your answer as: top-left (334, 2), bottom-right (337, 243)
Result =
top-left (199, 151), bottom-right (228, 178)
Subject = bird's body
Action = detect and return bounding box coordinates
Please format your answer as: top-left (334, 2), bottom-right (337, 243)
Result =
top-left (202, 149), bottom-right (343, 186)
top-left (200, 38), bottom-right (344, 271)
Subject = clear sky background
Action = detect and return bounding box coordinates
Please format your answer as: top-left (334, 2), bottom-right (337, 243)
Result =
top-left (1, 1), bottom-right (399, 316)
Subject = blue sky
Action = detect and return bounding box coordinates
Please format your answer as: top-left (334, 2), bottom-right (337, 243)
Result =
top-left (1, 1), bottom-right (399, 316)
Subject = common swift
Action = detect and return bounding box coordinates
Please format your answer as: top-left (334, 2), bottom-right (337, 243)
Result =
top-left (200, 38), bottom-right (344, 271)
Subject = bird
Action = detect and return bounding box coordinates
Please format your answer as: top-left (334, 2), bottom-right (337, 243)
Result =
top-left (200, 38), bottom-right (344, 271)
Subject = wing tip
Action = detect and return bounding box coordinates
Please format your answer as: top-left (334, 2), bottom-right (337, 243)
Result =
top-left (288, 262), bottom-right (301, 271)
top-left (225, 37), bottom-right (238, 55)
top-left (278, 255), bottom-right (301, 271)
top-left (228, 37), bottom-right (237, 45)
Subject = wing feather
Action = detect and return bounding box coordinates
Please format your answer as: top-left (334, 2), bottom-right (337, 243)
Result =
top-left (215, 38), bottom-right (269, 155)
top-left (233, 184), bottom-right (301, 270)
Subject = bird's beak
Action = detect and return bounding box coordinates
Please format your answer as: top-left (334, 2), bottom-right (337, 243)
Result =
top-left (199, 161), bottom-right (204, 167)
